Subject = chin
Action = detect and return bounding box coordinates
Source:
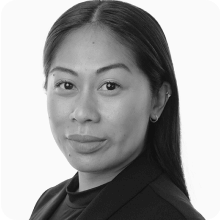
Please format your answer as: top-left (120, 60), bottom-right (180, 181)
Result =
top-left (65, 153), bottom-right (110, 173)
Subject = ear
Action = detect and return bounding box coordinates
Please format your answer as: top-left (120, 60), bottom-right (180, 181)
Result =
top-left (150, 82), bottom-right (172, 121)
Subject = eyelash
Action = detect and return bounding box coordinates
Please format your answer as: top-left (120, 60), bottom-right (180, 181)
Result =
top-left (101, 81), bottom-right (121, 91)
top-left (55, 80), bottom-right (75, 90)
top-left (54, 80), bottom-right (121, 91)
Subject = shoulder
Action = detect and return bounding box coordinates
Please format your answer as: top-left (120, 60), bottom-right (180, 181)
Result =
top-left (31, 177), bottom-right (71, 214)
top-left (39, 177), bottom-right (71, 200)
top-left (42, 178), bottom-right (71, 197)
top-left (148, 174), bottom-right (205, 220)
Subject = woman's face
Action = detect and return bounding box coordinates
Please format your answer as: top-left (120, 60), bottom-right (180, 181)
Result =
top-left (47, 26), bottom-right (154, 173)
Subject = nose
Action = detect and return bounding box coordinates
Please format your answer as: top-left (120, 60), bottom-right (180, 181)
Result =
top-left (69, 91), bottom-right (101, 124)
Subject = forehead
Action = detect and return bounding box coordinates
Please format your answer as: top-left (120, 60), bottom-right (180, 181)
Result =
top-left (52, 25), bottom-right (136, 70)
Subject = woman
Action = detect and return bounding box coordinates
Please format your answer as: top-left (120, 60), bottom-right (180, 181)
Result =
top-left (30, 0), bottom-right (205, 219)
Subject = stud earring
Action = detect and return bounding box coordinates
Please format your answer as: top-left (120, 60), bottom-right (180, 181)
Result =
top-left (166, 91), bottom-right (171, 98)
top-left (150, 115), bottom-right (158, 123)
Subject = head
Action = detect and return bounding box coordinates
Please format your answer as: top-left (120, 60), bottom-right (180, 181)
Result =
top-left (44, 0), bottom-right (189, 198)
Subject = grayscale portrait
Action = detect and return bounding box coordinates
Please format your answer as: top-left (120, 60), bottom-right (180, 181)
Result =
top-left (27, 0), bottom-right (208, 219)
top-left (2, 0), bottom-right (220, 220)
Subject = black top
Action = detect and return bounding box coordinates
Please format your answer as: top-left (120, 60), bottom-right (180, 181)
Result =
top-left (30, 151), bottom-right (205, 220)
top-left (49, 173), bottom-right (108, 220)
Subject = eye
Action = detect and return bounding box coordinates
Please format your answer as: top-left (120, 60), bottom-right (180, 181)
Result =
top-left (100, 81), bottom-right (121, 91)
top-left (55, 80), bottom-right (75, 90)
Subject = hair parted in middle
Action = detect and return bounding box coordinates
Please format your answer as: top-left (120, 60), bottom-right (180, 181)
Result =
top-left (43, 0), bottom-right (189, 199)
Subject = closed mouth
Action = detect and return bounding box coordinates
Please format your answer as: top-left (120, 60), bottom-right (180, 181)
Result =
top-left (67, 134), bottom-right (106, 143)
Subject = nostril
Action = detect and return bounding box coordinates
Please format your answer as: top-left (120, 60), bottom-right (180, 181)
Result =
top-left (69, 107), bottom-right (100, 123)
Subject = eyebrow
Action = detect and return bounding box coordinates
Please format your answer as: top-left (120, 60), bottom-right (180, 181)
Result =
top-left (49, 63), bottom-right (131, 76)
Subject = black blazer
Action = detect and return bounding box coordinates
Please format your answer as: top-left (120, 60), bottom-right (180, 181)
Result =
top-left (30, 152), bottom-right (205, 220)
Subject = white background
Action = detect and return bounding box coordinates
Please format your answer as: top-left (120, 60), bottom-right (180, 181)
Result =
top-left (1, 0), bottom-right (220, 219)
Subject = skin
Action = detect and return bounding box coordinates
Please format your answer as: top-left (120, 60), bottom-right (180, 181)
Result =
top-left (46, 25), bottom-right (171, 192)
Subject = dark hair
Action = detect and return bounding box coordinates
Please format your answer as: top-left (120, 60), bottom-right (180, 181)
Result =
top-left (43, 0), bottom-right (189, 199)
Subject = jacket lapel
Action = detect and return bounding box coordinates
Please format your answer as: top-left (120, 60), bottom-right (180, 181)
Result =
top-left (30, 181), bottom-right (69, 220)
top-left (78, 151), bottom-right (162, 220)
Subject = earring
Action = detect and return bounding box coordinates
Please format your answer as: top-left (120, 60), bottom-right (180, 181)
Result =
top-left (150, 115), bottom-right (158, 123)
top-left (166, 91), bottom-right (171, 98)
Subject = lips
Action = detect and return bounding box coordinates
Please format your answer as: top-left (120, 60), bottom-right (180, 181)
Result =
top-left (66, 134), bottom-right (107, 154)
top-left (67, 134), bottom-right (106, 143)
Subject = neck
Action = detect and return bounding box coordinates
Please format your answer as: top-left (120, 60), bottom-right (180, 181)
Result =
top-left (77, 165), bottom-right (128, 192)
top-left (76, 150), bottom-right (145, 192)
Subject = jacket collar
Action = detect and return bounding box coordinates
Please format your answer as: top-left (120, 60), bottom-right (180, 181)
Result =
top-left (78, 151), bottom-right (162, 220)
top-left (30, 181), bottom-right (68, 220)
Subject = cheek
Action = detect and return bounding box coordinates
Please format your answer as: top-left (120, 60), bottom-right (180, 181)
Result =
top-left (47, 95), bottom-right (71, 128)
top-left (101, 94), bottom-right (151, 143)
top-left (121, 101), bottom-right (149, 139)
